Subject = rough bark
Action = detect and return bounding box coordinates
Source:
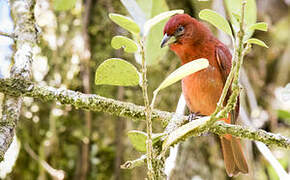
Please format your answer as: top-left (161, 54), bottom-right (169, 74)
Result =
top-left (0, 0), bottom-right (37, 161)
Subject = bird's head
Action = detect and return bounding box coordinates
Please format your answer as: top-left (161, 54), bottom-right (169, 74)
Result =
top-left (161, 14), bottom-right (211, 49)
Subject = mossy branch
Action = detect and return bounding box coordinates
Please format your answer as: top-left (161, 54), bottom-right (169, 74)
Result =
top-left (0, 78), bottom-right (290, 150)
top-left (0, 78), bottom-right (174, 124)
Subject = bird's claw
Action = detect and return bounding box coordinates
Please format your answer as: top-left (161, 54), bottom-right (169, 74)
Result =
top-left (188, 112), bottom-right (204, 122)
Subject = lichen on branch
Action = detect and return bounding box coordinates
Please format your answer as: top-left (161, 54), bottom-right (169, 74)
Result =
top-left (0, 78), bottom-right (289, 149)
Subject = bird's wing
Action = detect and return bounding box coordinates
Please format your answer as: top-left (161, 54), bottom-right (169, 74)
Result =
top-left (215, 45), bottom-right (232, 83)
top-left (215, 45), bottom-right (239, 124)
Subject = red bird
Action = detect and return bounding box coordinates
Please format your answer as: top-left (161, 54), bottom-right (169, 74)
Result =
top-left (161, 14), bottom-right (248, 176)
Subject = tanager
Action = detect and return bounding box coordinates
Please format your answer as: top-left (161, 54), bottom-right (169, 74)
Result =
top-left (161, 14), bottom-right (248, 176)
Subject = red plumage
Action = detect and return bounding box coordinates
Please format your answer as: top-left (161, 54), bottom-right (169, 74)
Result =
top-left (162, 14), bottom-right (248, 176)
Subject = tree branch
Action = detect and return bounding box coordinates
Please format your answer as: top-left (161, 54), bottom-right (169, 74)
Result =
top-left (0, 0), bottom-right (37, 161)
top-left (210, 122), bottom-right (290, 148)
top-left (0, 78), bottom-right (289, 149)
top-left (0, 78), bottom-right (175, 125)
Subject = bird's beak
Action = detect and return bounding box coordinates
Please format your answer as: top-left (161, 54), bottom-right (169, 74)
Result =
top-left (160, 33), bottom-right (176, 48)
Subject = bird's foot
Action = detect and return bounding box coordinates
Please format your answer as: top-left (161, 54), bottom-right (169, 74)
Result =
top-left (188, 112), bottom-right (204, 122)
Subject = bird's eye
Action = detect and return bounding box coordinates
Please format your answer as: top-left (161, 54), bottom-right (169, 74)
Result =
top-left (175, 26), bottom-right (184, 36)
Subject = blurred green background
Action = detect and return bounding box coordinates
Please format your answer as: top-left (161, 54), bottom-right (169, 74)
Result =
top-left (0, 0), bottom-right (289, 179)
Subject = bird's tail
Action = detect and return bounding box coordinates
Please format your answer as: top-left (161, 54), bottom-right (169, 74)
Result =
top-left (220, 133), bottom-right (249, 177)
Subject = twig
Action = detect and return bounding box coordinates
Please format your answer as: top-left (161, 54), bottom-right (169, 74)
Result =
top-left (138, 37), bottom-right (154, 179)
top-left (24, 143), bottom-right (65, 180)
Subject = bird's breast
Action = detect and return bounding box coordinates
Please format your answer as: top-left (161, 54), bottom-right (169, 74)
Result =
top-left (182, 65), bottom-right (224, 115)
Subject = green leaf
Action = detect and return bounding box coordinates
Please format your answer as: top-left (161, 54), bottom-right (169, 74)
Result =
top-left (109, 13), bottom-right (140, 34)
top-left (232, 12), bottom-right (241, 23)
top-left (199, 9), bottom-right (232, 37)
top-left (277, 110), bottom-right (290, 121)
top-left (95, 58), bottom-right (140, 86)
top-left (244, 0), bottom-right (257, 27)
top-left (162, 117), bottom-right (209, 152)
top-left (111, 36), bottom-right (138, 53)
top-left (154, 58), bottom-right (209, 93)
top-left (137, 0), bottom-right (171, 65)
top-left (120, 0), bottom-right (147, 27)
top-left (144, 21), bottom-right (168, 65)
top-left (249, 22), bottom-right (268, 32)
top-left (127, 131), bottom-right (165, 152)
top-left (135, 0), bottom-right (152, 19)
top-left (246, 38), bottom-right (268, 48)
top-left (144, 10), bottom-right (184, 36)
top-left (152, 133), bottom-right (166, 144)
top-left (54, 0), bottom-right (77, 11)
top-left (128, 130), bottom-right (147, 152)
top-left (225, 0), bottom-right (257, 37)
top-left (135, 0), bottom-right (169, 19)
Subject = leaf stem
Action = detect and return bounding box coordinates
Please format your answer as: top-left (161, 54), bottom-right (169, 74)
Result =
top-left (0, 31), bottom-right (15, 39)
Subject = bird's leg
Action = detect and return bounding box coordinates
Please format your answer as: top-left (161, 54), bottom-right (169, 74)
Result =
top-left (188, 112), bottom-right (204, 122)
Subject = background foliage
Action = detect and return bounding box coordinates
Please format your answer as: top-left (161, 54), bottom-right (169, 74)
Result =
top-left (0, 0), bottom-right (289, 179)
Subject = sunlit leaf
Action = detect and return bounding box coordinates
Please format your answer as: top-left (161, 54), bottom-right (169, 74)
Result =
top-left (246, 38), bottom-right (268, 48)
top-left (144, 21), bottom-right (168, 65)
top-left (54, 0), bottom-right (77, 11)
top-left (141, 0), bottom-right (171, 65)
top-left (120, 0), bottom-right (147, 28)
top-left (162, 117), bottom-right (209, 152)
top-left (127, 131), bottom-right (165, 152)
top-left (154, 58), bottom-right (209, 93)
top-left (232, 12), bottom-right (241, 23)
top-left (243, 0), bottom-right (257, 27)
top-left (128, 130), bottom-right (147, 152)
top-left (249, 22), bottom-right (268, 32)
top-left (152, 133), bottom-right (166, 144)
top-left (95, 58), bottom-right (140, 86)
top-left (199, 9), bottom-right (232, 37)
top-left (144, 10), bottom-right (184, 36)
top-left (111, 36), bottom-right (138, 53)
top-left (109, 13), bottom-right (140, 34)
top-left (135, 0), bottom-right (152, 19)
